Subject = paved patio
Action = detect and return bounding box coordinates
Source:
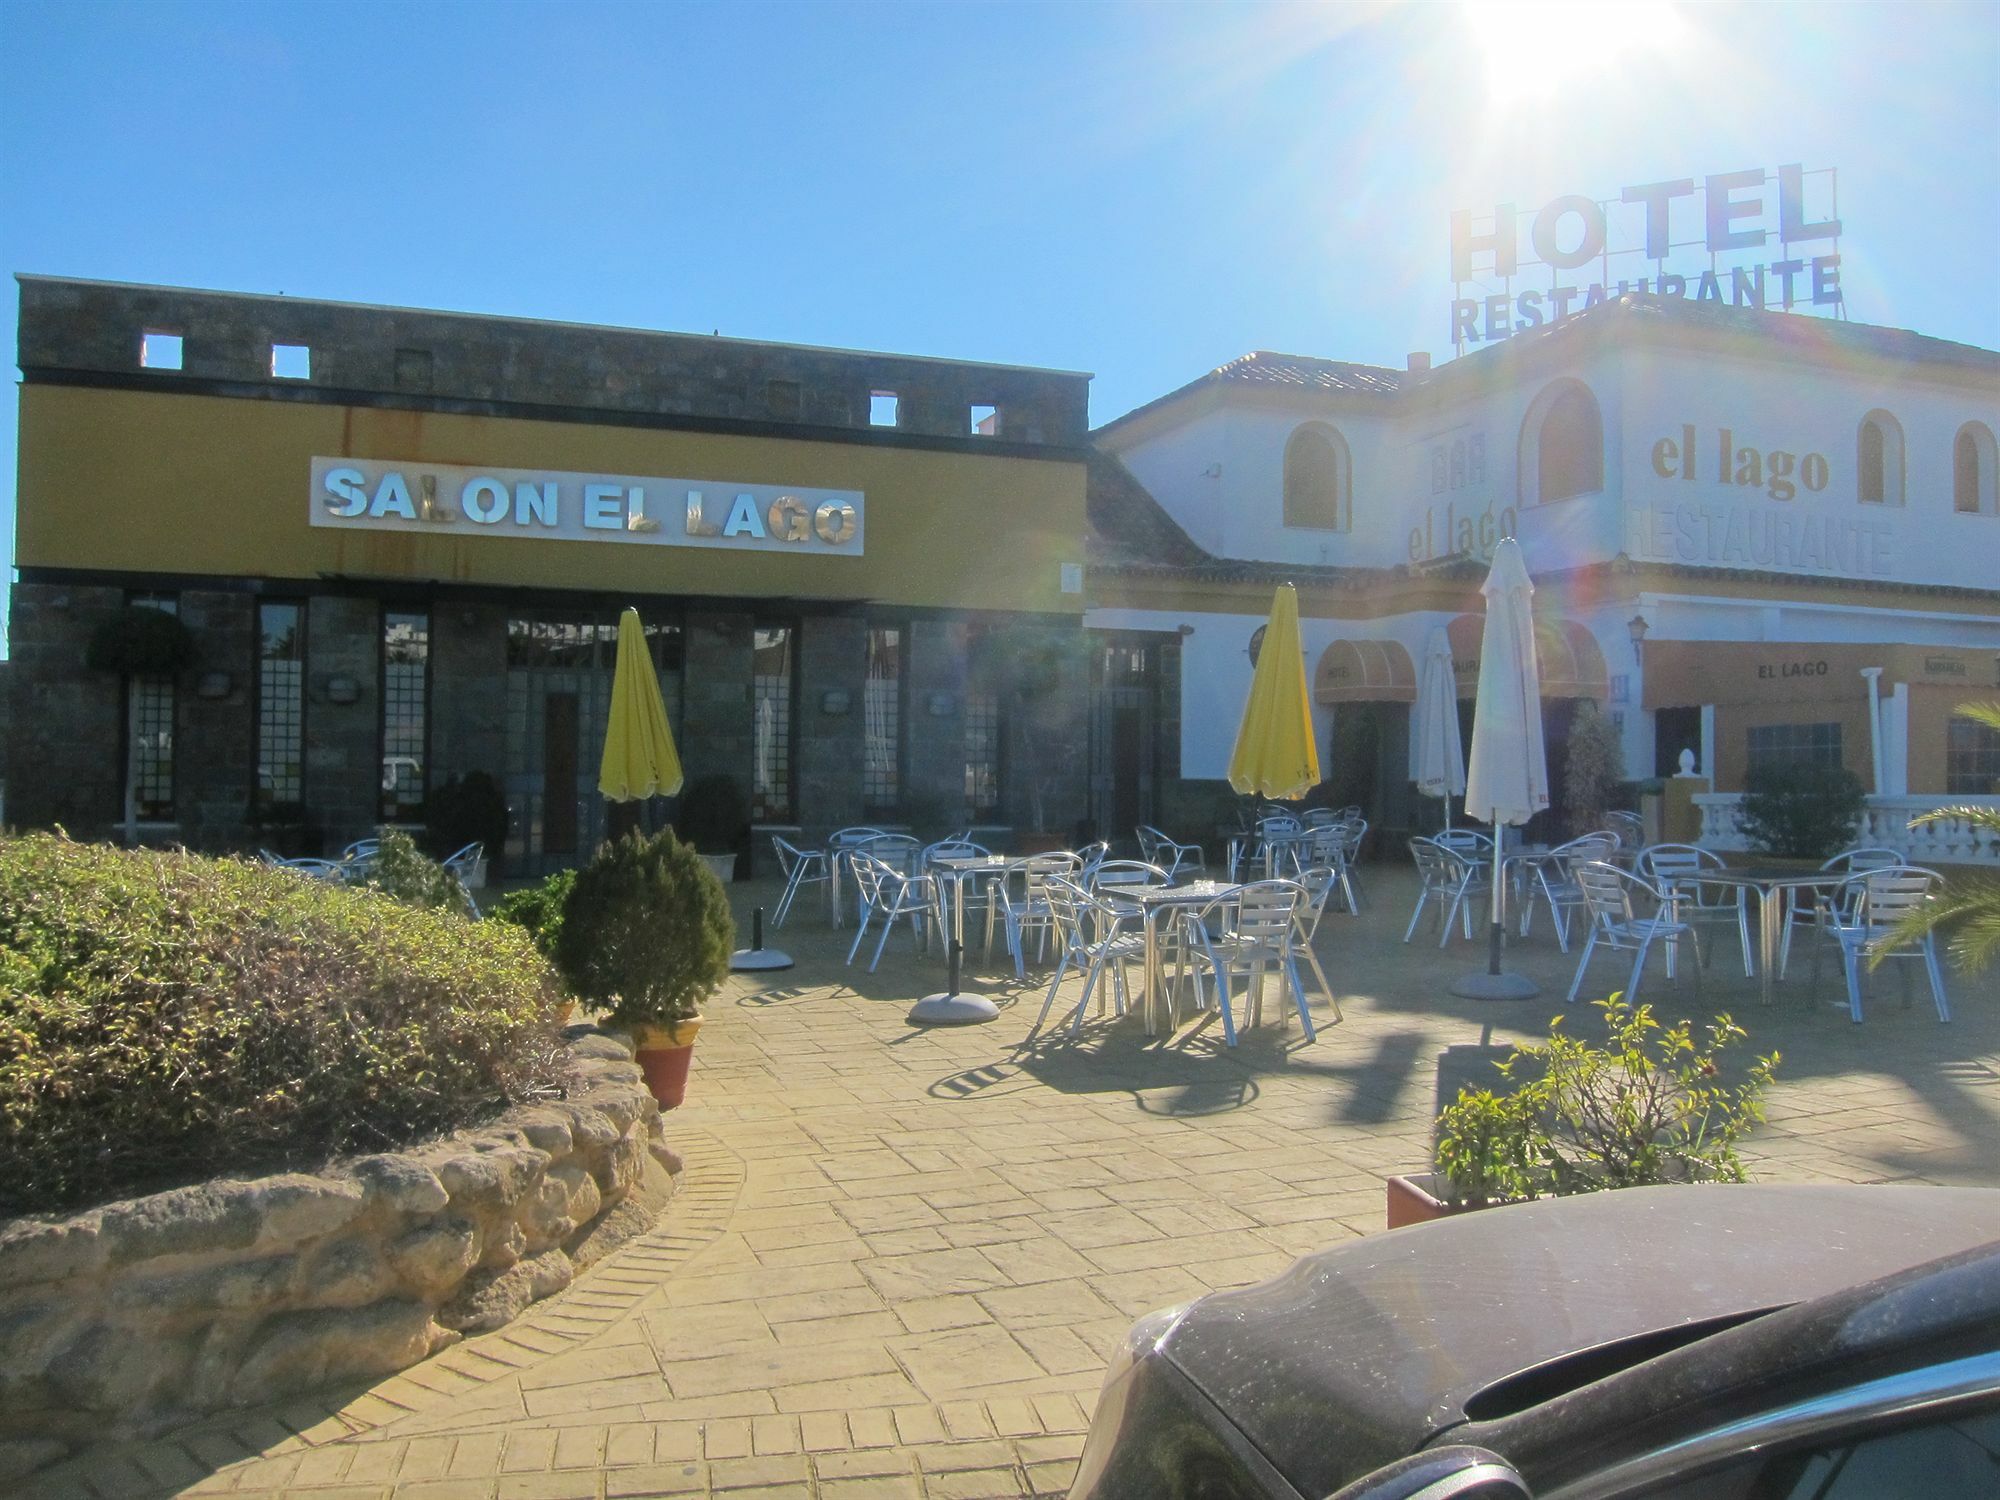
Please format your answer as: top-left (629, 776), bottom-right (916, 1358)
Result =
top-left (34, 863), bottom-right (2000, 1499)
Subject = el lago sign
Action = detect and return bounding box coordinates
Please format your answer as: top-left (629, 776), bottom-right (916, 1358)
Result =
top-left (310, 458), bottom-right (864, 556)
top-left (1449, 164), bottom-right (1843, 348)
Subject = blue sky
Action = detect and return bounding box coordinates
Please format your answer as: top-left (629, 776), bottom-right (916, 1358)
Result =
top-left (3, 0), bottom-right (1997, 654)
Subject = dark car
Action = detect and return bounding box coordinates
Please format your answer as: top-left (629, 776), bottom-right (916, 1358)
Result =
top-left (1069, 1184), bottom-right (2000, 1499)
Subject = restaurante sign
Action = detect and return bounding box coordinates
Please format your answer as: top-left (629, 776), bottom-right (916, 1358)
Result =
top-left (310, 457), bottom-right (865, 555)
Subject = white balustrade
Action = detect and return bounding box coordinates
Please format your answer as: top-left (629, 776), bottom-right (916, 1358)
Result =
top-left (1693, 793), bottom-right (2000, 865)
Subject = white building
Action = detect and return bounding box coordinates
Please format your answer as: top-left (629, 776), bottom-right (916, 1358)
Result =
top-left (1086, 296), bottom-right (2000, 861)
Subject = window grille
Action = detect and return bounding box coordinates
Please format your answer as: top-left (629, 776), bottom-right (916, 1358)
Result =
top-left (864, 626), bottom-right (903, 812)
top-left (964, 690), bottom-right (1002, 818)
top-left (381, 610), bottom-right (429, 821)
top-left (752, 625), bottom-right (795, 822)
top-left (256, 601), bottom-right (306, 812)
top-left (1746, 722), bottom-right (1842, 776)
top-left (1947, 716), bottom-right (2000, 795)
top-left (125, 592), bottom-right (177, 820)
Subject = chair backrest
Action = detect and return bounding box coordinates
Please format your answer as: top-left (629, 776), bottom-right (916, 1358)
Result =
top-left (1575, 860), bottom-right (1645, 927)
top-left (830, 826), bottom-right (887, 849)
top-left (1090, 859), bottom-right (1168, 892)
top-left (1040, 875), bottom-right (1092, 949)
top-left (1823, 846), bottom-right (1906, 873)
top-left (771, 833), bottom-right (811, 877)
top-left (862, 833), bottom-right (922, 872)
top-left (441, 841), bottom-right (483, 869)
top-left (1258, 815), bottom-right (1302, 840)
top-left (1296, 865), bottom-right (1339, 937)
top-left (1303, 808), bottom-right (1338, 828)
top-left (923, 839), bottom-right (989, 871)
top-left (1851, 866), bottom-right (1944, 930)
top-left (1077, 841), bottom-right (1111, 880)
top-left (1434, 829), bottom-right (1490, 857)
top-left (1638, 842), bottom-right (1721, 880)
top-left (850, 853), bottom-right (893, 904)
top-left (1605, 810), bottom-right (1645, 849)
top-left (341, 838), bottom-right (380, 861)
top-left (1409, 838), bottom-right (1468, 888)
top-left (1227, 880), bottom-right (1304, 943)
top-left (1135, 826), bottom-right (1166, 862)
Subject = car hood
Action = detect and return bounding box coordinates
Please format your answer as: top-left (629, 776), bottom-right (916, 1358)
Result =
top-left (1155, 1183), bottom-right (2000, 1497)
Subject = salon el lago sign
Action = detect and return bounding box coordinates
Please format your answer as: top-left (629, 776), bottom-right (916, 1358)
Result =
top-left (310, 457), bottom-right (864, 555)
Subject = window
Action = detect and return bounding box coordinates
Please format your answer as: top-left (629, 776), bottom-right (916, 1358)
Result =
top-left (863, 625), bottom-right (904, 812)
top-left (1746, 722), bottom-right (1842, 776)
top-left (1632, 1406), bottom-right (2000, 1498)
top-left (271, 343), bottom-right (311, 380)
top-left (1947, 714), bottom-right (2000, 794)
top-left (1532, 383), bottom-right (1604, 503)
top-left (140, 331), bottom-right (183, 370)
top-left (125, 593), bottom-right (178, 821)
top-left (256, 601), bottom-right (307, 812)
top-left (381, 610), bottom-right (430, 822)
top-left (1856, 409), bottom-right (1904, 505)
top-left (1282, 423), bottom-right (1351, 530)
top-left (869, 390), bottom-right (899, 427)
top-left (971, 404), bottom-right (999, 436)
top-left (752, 625), bottom-right (795, 822)
top-left (964, 689), bottom-right (1003, 818)
top-left (1954, 421), bottom-right (1997, 515)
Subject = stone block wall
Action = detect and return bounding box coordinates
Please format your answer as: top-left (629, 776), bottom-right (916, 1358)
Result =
top-left (3, 582), bottom-right (126, 839)
top-left (0, 1033), bottom-right (673, 1454)
top-left (303, 594), bottom-right (381, 849)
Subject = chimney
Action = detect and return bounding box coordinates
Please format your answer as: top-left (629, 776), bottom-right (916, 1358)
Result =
top-left (1406, 352), bottom-right (1432, 373)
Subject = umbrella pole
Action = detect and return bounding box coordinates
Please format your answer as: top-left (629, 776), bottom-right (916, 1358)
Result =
top-left (1450, 814), bottom-right (1537, 1001)
top-left (1487, 830), bottom-right (1504, 976)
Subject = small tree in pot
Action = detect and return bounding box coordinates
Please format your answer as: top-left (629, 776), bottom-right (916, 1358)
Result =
top-left (555, 829), bottom-right (733, 1107)
top-left (1735, 763), bottom-right (1865, 861)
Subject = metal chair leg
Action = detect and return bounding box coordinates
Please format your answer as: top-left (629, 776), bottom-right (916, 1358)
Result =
top-left (1567, 930), bottom-right (1598, 1005)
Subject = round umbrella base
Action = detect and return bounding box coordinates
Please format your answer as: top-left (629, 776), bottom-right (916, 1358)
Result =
top-left (730, 949), bottom-right (794, 972)
top-left (908, 993), bottom-right (1000, 1026)
top-left (1450, 970), bottom-right (1540, 1002)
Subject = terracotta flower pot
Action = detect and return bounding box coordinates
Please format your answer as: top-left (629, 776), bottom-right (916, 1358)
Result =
top-left (629, 1017), bottom-right (703, 1109)
top-left (1385, 1171), bottom-right (1501, 1229)
top-left (556, 998), bottom-right (577, 1027)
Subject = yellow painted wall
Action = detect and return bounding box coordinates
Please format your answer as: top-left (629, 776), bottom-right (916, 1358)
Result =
top-left (17, 386), bottom-right (1086, 614)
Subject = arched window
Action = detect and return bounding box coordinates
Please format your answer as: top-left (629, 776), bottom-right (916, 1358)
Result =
top-left (1955, 421), bottom-right (1998, 516)
top-left (1856, 410), bottom-right (1904, 506)
top-left (1520, 381), bottom-right (1603, 504)
top-left (1283, 423), bottom-right (1350, 530)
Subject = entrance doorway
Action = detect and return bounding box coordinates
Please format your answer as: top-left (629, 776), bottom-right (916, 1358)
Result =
top-left (1325, 701), bottom-right (1412, 844)
top-left (1089, 636), bottom-right (1164, 849)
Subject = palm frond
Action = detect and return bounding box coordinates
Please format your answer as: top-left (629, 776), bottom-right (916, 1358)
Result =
top-left (1875, 873), bottom-right (2000, 975)
top-left (1950, 700), bottom-right (2000, 734)
top-left (1907, 804), bottom-right (2000, 835)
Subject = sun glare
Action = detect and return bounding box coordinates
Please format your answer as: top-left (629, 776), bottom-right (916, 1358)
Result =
top-left (1463, 0), bottom-right (1686, 109)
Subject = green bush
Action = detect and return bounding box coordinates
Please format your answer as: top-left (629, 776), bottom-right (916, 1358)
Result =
top-left (491, 868), bottom-right (579, 965)
top-left (1563, 699), bottom-right (1625, 834)
top-left (1735, 762), bottom-right (1865, 860)
top-left (1433, 996), bottom-right (1778, 1204)
top-left (0, 834), bottom-right (567, 1215)
top-left (363, 829), bottom-right (474, 915)
top-left (556, 829), bottom-right (733, 1030)
top-left (424, 771), bottom-right (509, 867)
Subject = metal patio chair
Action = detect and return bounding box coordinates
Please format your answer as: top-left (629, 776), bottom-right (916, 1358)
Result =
top-left (1640, 842), bottom-right (1754, 977)
top-left (1136, 825), bottom-right (1205, 880)
top-left (1404, 838), bottom-right (1484, 947)
top-left (1179, 880), bottom-right (1317, 1047)
top-left (844, 852), bottom-right (938, 973)
top-left (1033, 876), bottom-right (1150, 1037)
top-left (1518, 833), bottom-right (1617, 951)
top-left (1779, 846), bottom-right (1908, 976)
top-left (770, 834), bottom-right (830, 928)
top-left (1567, 861), bottom-right (1702, 1007)
top-left (1809, 866), bottom-right (1952, 1024)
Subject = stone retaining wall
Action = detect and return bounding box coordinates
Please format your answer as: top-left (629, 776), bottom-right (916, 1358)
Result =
top-left (0, 1031), bottom-right (676, 1458)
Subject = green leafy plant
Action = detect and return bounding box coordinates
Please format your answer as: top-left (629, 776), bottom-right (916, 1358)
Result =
top-left (85, 606), bottom-right (197, 677)
top-left (672, 773), bottom-right (747, 856)
top-left (1735, 762), bottom-right (1865, 860)
top-left (363, 829), bottom-right (474, 916)
top-left (491, 868), bottom-right (579, 966)
top-left (0, 833), bottom-right (566, 1215)
top-left (1878, 701), bottom-right (2000, 978)
top-left (968, 623), bottom-right (1091, 832)
top-left (1433, 995), bottom-right (1778, 1204)
top-left (555, 829), bottom-right (733, 1032)
top-left (1563, 698), bottom-right (1625, 834)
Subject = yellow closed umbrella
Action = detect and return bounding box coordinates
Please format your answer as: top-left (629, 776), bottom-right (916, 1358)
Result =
top-left (1228, 584), bottom-right (1321, 800)
top-left (599, 608), bottom-right (684, 802)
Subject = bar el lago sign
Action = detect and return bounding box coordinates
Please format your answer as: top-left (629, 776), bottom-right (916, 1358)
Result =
top-left (311, 458), bottom-right (864, 556)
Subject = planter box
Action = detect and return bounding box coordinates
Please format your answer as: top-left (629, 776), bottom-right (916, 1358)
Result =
top-left (1385, 1172), bottom-right (1524, 1229)
top-left (699, 852), bottom-right (738, 884)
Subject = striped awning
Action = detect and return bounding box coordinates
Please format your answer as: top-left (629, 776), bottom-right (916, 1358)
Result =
top-left (1446, 613), bottom-right (1609, 700)
top-left (1313, 638), bottom-right (1417, 704)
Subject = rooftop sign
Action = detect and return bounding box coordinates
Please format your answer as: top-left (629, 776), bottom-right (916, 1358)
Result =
top-left (1448, 165), bottom-right (1843, 352)
top-left (310, 457), bottom-right (864, 555)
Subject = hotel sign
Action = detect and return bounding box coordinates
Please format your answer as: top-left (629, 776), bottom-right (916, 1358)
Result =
top-left (1449, 164), bottom-right (1842, 350)
top-left (311, 457), bottom-right (864, 556)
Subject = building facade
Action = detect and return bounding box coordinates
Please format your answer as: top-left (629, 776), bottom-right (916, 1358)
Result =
top-left (1090, 298), bottom-right (2000, 855)
top-left (6, 277), bottom-right (1095, 871)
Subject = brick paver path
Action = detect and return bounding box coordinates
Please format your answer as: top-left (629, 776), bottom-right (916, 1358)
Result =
top-left (34, 865), bottom-right (2000, 1498)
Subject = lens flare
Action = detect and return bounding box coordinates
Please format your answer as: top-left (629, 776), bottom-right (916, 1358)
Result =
top-left (1462, 0), bottom-right (1688, 110)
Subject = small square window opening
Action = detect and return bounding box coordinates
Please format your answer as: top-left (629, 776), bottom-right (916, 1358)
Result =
top-left (141, 331), bottom-right (183, 370)
top-left (271, 344), bottom-right (311, 380)
top-left (869, 391), bottom-right (899, 427)
top-left (971, 404), bottom-right (999, 436)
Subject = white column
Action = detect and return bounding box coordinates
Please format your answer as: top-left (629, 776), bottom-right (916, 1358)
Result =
top-left (1860, 667), bottom-right (1885, 793)
top-left (1699, 705), bottom-right (1717, 785)
top-left (1882, 683), bottom-right (1910, 796)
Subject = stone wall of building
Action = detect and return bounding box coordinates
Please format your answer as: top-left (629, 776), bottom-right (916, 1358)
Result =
top-left (19, 277), bottom-right (1090, 449)
top-left (0, 1033), bottom-right (675, 1459)
top-left (3, 582), bottom-right (126, 839)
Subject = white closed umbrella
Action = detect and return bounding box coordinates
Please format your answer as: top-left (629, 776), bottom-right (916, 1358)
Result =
top-left (1452, 538), bottom-right (1549, 1001)
top-left (1409, 626), bottom-right (1466, 829)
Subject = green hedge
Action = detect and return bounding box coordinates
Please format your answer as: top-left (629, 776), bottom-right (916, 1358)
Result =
top-left (0, 835), bottom-right (568, 1215)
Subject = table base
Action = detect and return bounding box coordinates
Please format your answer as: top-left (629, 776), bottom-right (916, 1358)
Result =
top-left (908, 993), bottom-right (1000, 1025)
top-left (1449, 970), bottom-right (1539, 1001)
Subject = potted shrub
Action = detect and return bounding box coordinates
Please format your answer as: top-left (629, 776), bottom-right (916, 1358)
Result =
top-left (362, 829), bottom-right (477, 917)
top-left (968, 624), bottom-right (1090, 848)
top-left (555, 828), bottom-right (733, 1107)
top-left (1733, 762), bottom-right (1865, 863)
top-left (673, 773), bottom-right (747, 884)
top-left (86, 606), bottom-right (197, 678)
top-left (1387, 996), bottom-right (1778, 1228)
top-left (423, 771), bottom-right (509, 885)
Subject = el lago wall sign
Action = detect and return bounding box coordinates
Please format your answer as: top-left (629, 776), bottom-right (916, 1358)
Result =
top-left (311, 458), bottom-right (864, 556)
